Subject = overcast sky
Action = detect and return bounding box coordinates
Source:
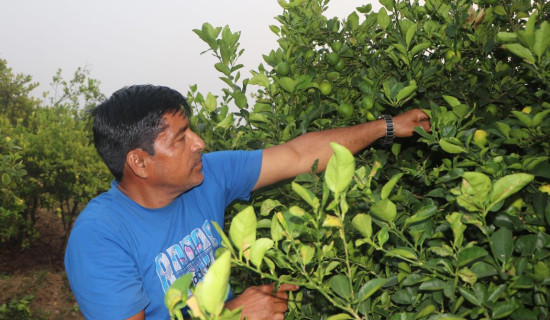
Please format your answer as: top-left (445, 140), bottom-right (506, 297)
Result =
top-left (0, 0), bottom-right (376, 100)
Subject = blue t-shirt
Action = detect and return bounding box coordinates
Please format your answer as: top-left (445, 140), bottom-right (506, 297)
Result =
top-left (64, 150), bottom-right (262, 320)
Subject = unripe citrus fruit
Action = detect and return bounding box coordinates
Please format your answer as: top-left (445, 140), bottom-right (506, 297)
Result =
top-left (361, 97), bottom-right (374, 110)
top-left (331, 41), bottom-right (343, 52)
top-left (319, 80), bottom-right (333, 95)
top-left (275, 62), bottom-right (290, 76)
top-left (326, 52), bottom-right (339, 66)
top-left (539, 184), bottom-right (550, 195)
top-left (473, 129), bottom-right (488, 147)
top-left (486, 104), bottom-right (497, 115)
top-left (334, 59), bottom-right (346, 72)
top-left (338, 103), bottom-right (354, 118)
top-left (366, 111), bottom-right (376, 121)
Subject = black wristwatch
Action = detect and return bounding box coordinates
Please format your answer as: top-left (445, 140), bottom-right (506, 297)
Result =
top-left (378, 114), bottom-right (394, 146)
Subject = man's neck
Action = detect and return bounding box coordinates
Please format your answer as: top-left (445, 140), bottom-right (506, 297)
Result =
top-left (117, 179), bottom-right (178, 209)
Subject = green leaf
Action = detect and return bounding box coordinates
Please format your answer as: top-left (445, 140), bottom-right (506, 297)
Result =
top-left (458, 287), bottom-right (481, 306)
top-left (381, 173), bottom-right (404, 200)
top-left (203, 92), bottom-right (217, 113)
top-left (489, 173), bottom-right (534, 208)
top-left (511, 110), bottom-right (533, 127)
top-left (377, 8), bottom-right (390, 30)
top-left (357, 278), bottom-right (388, 303)
top-left (458, 246), bottom-right (489, 267)
top-left (278, 77), bottom-right (296, 92)
top-left (260, 199), bottom-right (282, 216)
top-left (387, 248), bottom-right (417, 260)
top-left (404, 205), bottom-right (437, 226)
top-left (396, 85), bottom-right (417, 102)
top-left (490, 228), bottom-right (514, 264)
top-left (533, 21), bottom-right (550, 59)
top-left (325, 142), bottom-right (355, 195)
top-left (300, 244), bottom-right (315, 265)
top-left (327, 314), bottom-right (354, 320)
top-left (419, 278), bottom-right (446, 291)
top-left (406, 23), bottom-right (417, 48)
top-left (442, 95), bottom-right (461, 107)
top-left (214, 62), bottom-right (231, 76)
top-left (502, 43), bottom-right (535, 64)
top-left (329, 274), bottom-right (351, 300)
top-left (292, 182), bottom-right (320, 210)
top-left (439, 138), bottom-right (467, 154)
top-left (249, 73), bottom-right (270, 88)
top-left (195, 251), bottom-right (231, 315)
top-left (492, 300), bottom-right (518, 319)
top-left (370, 198), bottom-right (397, 222)
top-left (165, 287), bottom-right (183, 316)
top-left (496, 32), bottom-right (518, 43)
top-left (212, 221), bottom-right (233, 251)
top-left (229, 206), bottom-right (257, 251)
top-left (352, 213), bottom-right (372, 238)
top-left (270, 215), bottom-right (283, 242)
top-left (410, 42), bottom-right (431, 56)
top-left (249, 238), bottom-right (274, 268)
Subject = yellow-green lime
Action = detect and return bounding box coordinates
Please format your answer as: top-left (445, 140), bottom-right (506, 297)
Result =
top-left (338, 103), bottom-right (354, 118)
top-left (319, 80), bottom-right (333, 95)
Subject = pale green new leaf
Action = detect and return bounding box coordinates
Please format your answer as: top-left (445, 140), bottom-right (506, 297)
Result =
top-left (249, 238), bottom-right (274, 268)
top-left (370, 198), bottom-right (397, 222)
top-left (503, 43), bottom-right (535, 64)
top-left (352, 213), bottom-right (372, 238)
top-left (325, 142), bottom-right (355, 194)
top-left (377, 8), bottom-right (390, 30)
top-left (489, 173), bottom-right (534, 208)
top-left (229, 206), bottom-right (257, 251)
top-left (194, 251), bottom-right (231, 315)
top-left (381, 172), bottom-right (404, 200)
top-left (292, 182), bottom-right (320, 210)
top-left (439, 138), bottom-right (467, 154)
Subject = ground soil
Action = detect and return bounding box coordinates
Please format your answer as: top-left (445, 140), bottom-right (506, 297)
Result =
top-left (0, 209), bottom-right (84, 319)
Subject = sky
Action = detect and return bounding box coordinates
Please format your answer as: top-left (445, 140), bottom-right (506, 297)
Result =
top-left (0, 0), bottom-right (376, 100)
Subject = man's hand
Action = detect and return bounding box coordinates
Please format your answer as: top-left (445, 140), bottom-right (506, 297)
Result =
top-left (225, 283), bottom-right (299, 320)
top-left (393, 109), bottom-right (431, 137)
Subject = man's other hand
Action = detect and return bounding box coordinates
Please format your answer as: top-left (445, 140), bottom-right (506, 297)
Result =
top-left (393, 108), bottom-right (431, 137)
top-left (225, 283), bottom-right (299, 320)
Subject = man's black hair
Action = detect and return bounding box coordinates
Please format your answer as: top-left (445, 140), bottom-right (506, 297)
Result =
top-left (91, 85), bottom-right (191, 181)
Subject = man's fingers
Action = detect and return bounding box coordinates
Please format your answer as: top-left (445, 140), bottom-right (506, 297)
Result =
top-left (277, 283), bottom-right (300, 292)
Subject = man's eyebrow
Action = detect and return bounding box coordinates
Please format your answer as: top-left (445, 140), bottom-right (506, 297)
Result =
top-left (175, 123), bottom-right (189, 138)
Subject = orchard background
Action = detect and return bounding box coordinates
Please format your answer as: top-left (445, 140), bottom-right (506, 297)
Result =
top-left (2, 0), bottom-right (550, 319)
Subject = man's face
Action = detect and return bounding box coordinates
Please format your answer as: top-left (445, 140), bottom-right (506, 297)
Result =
top-left (147, 110), bottom-right (206, 194)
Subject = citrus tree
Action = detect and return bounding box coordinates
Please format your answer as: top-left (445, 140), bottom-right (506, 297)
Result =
top-left (171, 0), bottom-right (550, 319)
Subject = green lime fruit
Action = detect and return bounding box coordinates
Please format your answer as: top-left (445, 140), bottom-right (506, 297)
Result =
top-left (338, 103), bottom-right (354, 118)
top-left (331, 41), bottom-right (343, 53)
top-left (361, 96), bottom-right (374, 110)
top-left (275, 62), bottom-right (290, 76)
top-left (486, 104), bottom-right (497, 115)
top-left (366, 111), bottom-right (376, 121)
top-left (334, 59), bottom-right (346, 72)
top-left (319, 80), bottom-right (333, 95)
top-left (326, 52), bottom-right (339, 66)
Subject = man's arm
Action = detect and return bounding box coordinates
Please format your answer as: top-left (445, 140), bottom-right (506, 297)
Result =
top-left (126, 310), bottom-right (145, 320)
top-left (253, 109), bottom-right (430, 191)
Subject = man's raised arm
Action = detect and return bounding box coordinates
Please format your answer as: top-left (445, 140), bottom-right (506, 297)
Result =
top-left (253, 109), bottom-right (430, 191)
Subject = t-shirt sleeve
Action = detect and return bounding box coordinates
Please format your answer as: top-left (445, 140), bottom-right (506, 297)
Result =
top-left (64, 220), bottom-right (149, 320)
top-left (202, 150), bottom-right (262, 204)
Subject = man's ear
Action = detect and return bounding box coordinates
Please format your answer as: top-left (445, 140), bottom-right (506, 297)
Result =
top-left (126, 149), bottom-right (150, 179)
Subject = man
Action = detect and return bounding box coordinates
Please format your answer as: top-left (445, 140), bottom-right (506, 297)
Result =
top-left (65, 85), bottom-right (430, 320)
